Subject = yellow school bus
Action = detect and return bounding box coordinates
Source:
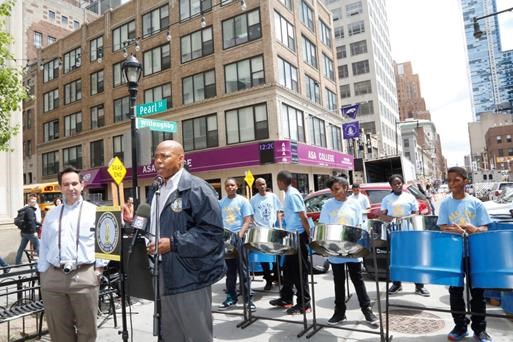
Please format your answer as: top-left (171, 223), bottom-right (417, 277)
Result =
top-left (23, 182), bottom-right (61, 215)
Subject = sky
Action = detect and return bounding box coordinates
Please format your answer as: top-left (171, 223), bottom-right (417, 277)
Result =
top-left (387, 0), bottom-right (474, 167)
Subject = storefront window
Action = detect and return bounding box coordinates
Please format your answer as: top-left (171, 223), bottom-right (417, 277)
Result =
top-left (314, 174), bottom-right (330, 191)
top-left (291, 173), bottom-right (309, 195)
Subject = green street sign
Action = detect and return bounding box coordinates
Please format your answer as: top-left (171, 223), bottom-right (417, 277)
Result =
top-left (135, 99), bottom-right (168, 117)
top-left (136, 118), bottom-right (177, 133)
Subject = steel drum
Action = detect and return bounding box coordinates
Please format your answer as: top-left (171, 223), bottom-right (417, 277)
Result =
top-left (390, 231), bottom-right (464, 286)
top-left (469, 230), bottom-right (513, 289)
top-left (244, 227), bottom-right (297, 255)
top-left (410, 215), bottom-right (440, 231)
top-left (367, 219), bottom-right (389, 247)
top-left (224, 228), bottom-right (237, 259)
top-left (311, 224), bottom-right (370, 258)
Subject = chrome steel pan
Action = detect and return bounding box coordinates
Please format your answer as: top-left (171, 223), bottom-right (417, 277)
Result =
top-left (410, 215), bottom-right (440, 231)
top-left (311, 224), bottom-right (370, 258)
top-left (367, 219), bottom-right (389, 247)
top-left (244, 227), bottom-right (297, 255)
top-left (224, 228), bottom-right (237, 259)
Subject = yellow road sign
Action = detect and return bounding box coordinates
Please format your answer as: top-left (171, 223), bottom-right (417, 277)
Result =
top-left (244, 170), bottom-right (255, 188)
top-left (107, 157), bottom-right (127, 186)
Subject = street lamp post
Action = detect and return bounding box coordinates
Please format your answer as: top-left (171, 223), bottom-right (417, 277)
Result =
top-left (122, 54), bottom-right (142, 209)
top-left (473, 6), bottom-right (513, 39)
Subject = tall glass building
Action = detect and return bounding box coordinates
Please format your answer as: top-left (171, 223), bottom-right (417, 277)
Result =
top-left (461, 0), bottom-right (513, 120)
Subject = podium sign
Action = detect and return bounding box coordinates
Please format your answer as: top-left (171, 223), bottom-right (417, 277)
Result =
top-left (95, 206), bottom-right (122, 261)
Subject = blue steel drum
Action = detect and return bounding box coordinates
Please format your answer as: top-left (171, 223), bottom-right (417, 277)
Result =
top-left (390, 231), bottom-right (465, 286)
top-left (469, 230), bottom-right (513, 289)
top-left (248, 251), bottom-right (277, 273)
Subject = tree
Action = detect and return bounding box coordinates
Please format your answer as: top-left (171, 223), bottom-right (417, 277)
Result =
top-left (0, 0), bottom-right (28, 151)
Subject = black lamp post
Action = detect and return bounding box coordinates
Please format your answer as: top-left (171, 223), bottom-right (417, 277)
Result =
top-left (122, 54), bottom-right (142, 209)
top-left (473, 7), bottom-right (513, 39)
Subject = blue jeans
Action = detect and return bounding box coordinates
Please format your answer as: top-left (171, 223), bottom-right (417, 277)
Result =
top-left (15, 233), bottom-right (40, 264)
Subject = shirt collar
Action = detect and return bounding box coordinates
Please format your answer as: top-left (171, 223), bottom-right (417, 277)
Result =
top-left (64, 196), bottom-right (83, 209)
top-left (163, 168), bottom-right (184, 189)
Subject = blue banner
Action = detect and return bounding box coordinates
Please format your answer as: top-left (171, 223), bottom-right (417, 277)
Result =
top-left (341, 103), bottom-right (360, 119)
top-left (342, 121), bottom-right (360, 139)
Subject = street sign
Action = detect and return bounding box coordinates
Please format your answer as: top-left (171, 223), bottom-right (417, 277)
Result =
top-left (107, 156), bottom-right (127, 185)
top-left (136, 118), bottom-right (177, 133)
top-left (135, 99), bottom-right (168, 117)
top-left (245, 170), bottom-right (255, 188)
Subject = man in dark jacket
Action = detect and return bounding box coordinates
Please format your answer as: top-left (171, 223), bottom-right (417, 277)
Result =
top-left (147, 140), bottom-right (224, 342)
top-left (15, 195), bottom-right (40, 264)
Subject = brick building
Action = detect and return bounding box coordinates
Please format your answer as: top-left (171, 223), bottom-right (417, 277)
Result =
top-left (485, 124), bottom-right (513, 172)
top-left (26, 0), bottom-right (351, 203)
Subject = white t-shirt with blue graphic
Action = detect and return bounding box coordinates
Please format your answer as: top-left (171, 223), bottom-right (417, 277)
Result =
top-left (319, 197), bottom-right (363, 264)
top-left (219, 195), bottom-right (253, 233)
top-left (437, 194), bottom-right (491, 227)
top-left (250, 192), bottom-right (282, 227)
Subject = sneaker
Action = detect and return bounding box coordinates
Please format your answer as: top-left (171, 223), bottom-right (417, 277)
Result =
top-left (264, 280), bottom-right (272, 291)
top-left (362, 307), bottom-right (379, 326)
top-left (415, 287), bottom-right (431, 297)
top-left (448, 325), bottom-right (468, 341)
top-left (327, 311), bottom-right (346, 325)
top-left (388, 283), bottom-right (402, 295)
top-left (473, 331), bottom-right (492, 342)
top-left (269, 298), bottom-right (293, 308)
top-left (286, 303), bottom-right (312, 315)
top-left (218, 297), bottom-right (237, 310)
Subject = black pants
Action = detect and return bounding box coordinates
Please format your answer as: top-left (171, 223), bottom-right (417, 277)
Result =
top-left (332, 262), bottom-right (371, 314)
top-left (225, 238), bottom-right (250, 302)
top-left (261, 260), bottom-right (279, 282)
top-left (280, 232), bottom-right (311, 306)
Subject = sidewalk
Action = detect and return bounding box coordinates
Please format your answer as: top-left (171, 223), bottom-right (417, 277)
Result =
top-left (95, 272), bottom-right (513, 342)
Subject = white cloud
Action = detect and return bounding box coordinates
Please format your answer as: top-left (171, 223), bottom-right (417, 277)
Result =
top-left (387, 0), bottom-right (474, 167)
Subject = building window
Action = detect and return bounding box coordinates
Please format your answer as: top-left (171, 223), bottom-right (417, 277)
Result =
top-left (42, 151), bottom-right (59, 176)
top-left (300, 0), bottom-right (314, 32)
top-left (145, 83), bottom-right (172, 109)
top-left (359, 100), bottom-right (374, 115)
top-left (182, 114), bottom-right (218, 151)
top-left (64, 112), bottom-right (82, 137)
top-left (334, 26), bottom-right (344, 39)
top-left (507, 135), bottom-right (512, 143)
top-left (226, 103), bottom-right (268, 144)
top-left (113, 135), bottom-right (124, 161)
top-left (180, 26), bottom-right (213, 63)
top-left (319, 20), bottom-right (332, 48)
top-left (323, 54), bottom-right (335, 81)
top-left (64, 79), bottom-right (82, 105)
top-left (113, 61), bottom-right (127, 87)
top-left (90, 140), bottom-right (104, 168)
top-left (142, 5), bottom-right (169, 37)
top-left (331, 125), bottom-right (342, 152)
top-left (73, 20), bottom-right (80, 30)
top-left (43, 89), bottom-right (59, 112)
top-left (63, 145), bottom-right (82, 169)
top-left (350, 40), bottom-right (367, 56)
top-left (24, 109), bottom-right (32, 130)
top-left (325, 88), bottom-right (337, 111)
top-left (354, 80), bottom-right (372, 95)
top-left (311, 116), bottom-right (326, 147)
top-left (43, 120), bottom-right (59, 142)
top-left (305, 75), bottom-right (320, 104)
top-left (114, 96), bottom-right (130, 122)
top-left (352, 60), bottom-right (370, 75)
top-left (403, 139), bottom-right (409, 148)
top-left (90, 36), bottom-right (103, 62)
top-left (90, 104), bottom-right (105, 129)
top-left (336, 45), bottom-right (347, 59)
top-left (48, 10), bottom-right (55, 22)
top-left (182, 69), bottom-right (216, 104)
top-left (332, 8), bottom-right (342, 21)
top-left (180, 0), bottom-right (212, 21)
top-left (348, 20), bottom-right (365, 36)
top-left (23, 140), bottom-right (32, 158)
top-left (48, 36), bottom-right (56, 45)
top-left (43, 58), bottom-right (60, 83)
top-left (222, 8), bottom-right (261, 49)
top-left (63, 47), bottom-right (81, 73)
top-left (279, 0), bottom-right (293, 10)
top-left (112, 21), bottom-right (136, 51)
top-left (144, 44), bottom-right (171, 76)
top-left (274, 11), bottom-right (295, 51)
top-left (302, 36), bottom-right (317, 68)
top-left (61, 15), bottom-right (68, 27)
top-left (340, 84), bottom-right (350, 98)
top-left (277, 56), bottom-right (298, 92)
top-left (281, 103), bottom-right (305, 142)
top-left (509, 148), bottom-right (513, 156)
top-left (496, 136), bottom-right (502, 143)
top-left (225, 55), bottom-right (264, 93)
top-left (90, 70), bottom-right (104, 95)
top-left (346, 1), bottom-right (363, 16)
top-left (34, 31), bottom-right (42, 48)
top-left (498, 148), bottom-right (504, 156)
top-left (151, 132), bottom-right (174, 153)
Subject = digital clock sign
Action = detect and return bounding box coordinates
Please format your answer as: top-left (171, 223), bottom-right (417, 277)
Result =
top-left (259, 142), bottom-right (275, 164)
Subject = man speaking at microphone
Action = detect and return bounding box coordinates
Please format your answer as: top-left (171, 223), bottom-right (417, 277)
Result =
top-left (147, 140), bottom-right (225, 342)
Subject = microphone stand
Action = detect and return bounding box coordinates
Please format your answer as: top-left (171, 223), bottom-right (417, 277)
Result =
top-left (153, 188), bottom-right (162, 342)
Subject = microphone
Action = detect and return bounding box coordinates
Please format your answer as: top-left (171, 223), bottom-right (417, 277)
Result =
top-left (131, 203), bottom-right (151, 231)
top-left (152, 176), bottom-right (164, 188)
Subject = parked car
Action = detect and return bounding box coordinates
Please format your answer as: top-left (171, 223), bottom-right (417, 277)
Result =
top-left (304, 182), bottom-right (432, 223)
top-left (483, 189), bottom-right (513, 220)
top-left (488, 182), bottom-right (513, 201)
top-left (438, 184), bottom-right (449, 194)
